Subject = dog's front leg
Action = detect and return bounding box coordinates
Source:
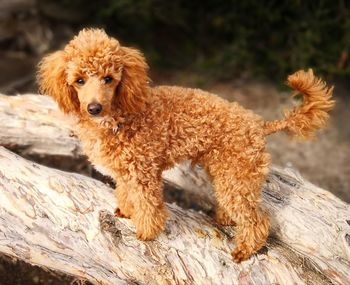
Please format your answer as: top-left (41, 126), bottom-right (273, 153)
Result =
top-left (129, 176), bottom-right (168, 240)
top-left (114, 181), bottom-right (134, 219)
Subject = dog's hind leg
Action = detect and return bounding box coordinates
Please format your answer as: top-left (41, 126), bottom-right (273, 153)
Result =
top-left (215, 206), bottom-right (236, 226)
top-left (205, 149), bottom-right (270, 262)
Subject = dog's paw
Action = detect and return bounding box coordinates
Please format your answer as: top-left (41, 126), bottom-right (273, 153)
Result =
top-left (215, 209), bottom-right (237, 226)
top-left (114, 207), bottom-right (130, 219)
top-left (133, 207), bottom-right (167, 241)
top-left (231, 247), bottom-right (252, 263)
top-left (136, 217), bottom-right (165, 240)
top-left (135, 220), bottom-right (165, 241)
top-left (136, 229), bottom-right (160, 241)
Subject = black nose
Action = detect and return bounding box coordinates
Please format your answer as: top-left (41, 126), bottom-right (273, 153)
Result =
top-left (87, 103), bottom-right (102, 115)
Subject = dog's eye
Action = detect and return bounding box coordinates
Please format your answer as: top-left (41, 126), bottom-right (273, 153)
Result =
top-left (103, 76), bottom-right (113, 84)
top-left (76, 78), bottom-right (85, 86)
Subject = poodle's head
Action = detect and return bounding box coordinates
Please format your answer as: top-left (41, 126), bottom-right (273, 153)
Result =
top-left (37, 28), bottom-right (149, 119)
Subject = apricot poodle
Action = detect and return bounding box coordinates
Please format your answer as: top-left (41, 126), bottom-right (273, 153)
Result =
top-left (38, 28), bottom-right (334, 262)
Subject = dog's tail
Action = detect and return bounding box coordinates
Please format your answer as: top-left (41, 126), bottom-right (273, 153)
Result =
top-left (263, 69), bottom-right (335, 139)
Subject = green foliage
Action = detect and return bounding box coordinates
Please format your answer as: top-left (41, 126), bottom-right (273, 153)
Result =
top-left (57, 0), bottom-right (350, 81)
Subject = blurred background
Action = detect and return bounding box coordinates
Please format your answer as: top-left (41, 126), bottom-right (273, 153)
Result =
top-left (0, 0), bottom-right (349, 283)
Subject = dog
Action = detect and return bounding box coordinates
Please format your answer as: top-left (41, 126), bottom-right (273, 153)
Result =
top-left (38, 28), bottom-right (334, 262)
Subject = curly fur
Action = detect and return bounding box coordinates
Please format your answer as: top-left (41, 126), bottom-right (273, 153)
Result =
top-left (37, 28), bottom-right (335, 262)
top-left (264, 69), bottom-right (335, 139)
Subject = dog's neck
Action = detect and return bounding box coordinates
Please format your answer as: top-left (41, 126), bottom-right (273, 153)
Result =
top-left (76, 108), bottom-right (144, 138)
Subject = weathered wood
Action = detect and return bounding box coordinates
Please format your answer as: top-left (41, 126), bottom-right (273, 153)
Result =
top-left (0, 146), bottom-right (350, 285)
top-left (0, 93), bottom-right (350, 284)
top-left (0, 94), bottom-right (81, 157)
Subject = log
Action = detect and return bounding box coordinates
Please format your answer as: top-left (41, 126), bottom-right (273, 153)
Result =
top-left (0, 94), bottom-right (81, 157)
top-left (0, 94), bottom-right (350, 284)
top-left (1, 146), bottom-right (350, 285)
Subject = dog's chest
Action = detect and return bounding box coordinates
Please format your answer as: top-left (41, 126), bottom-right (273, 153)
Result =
top-left (81, 136), bottom-right (115, 178)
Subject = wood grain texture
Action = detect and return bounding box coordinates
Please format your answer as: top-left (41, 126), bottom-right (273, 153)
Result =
top-left (0, 94), bottom-right (81, 157)
top-left (1, 146), bottom-right (349, 285)
top-left (0, 94), bottom-right (350, 284)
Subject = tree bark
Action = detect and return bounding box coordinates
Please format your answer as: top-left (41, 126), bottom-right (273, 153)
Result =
top-left (1, 146), bottom-right (349, 285)
top-left (0, 94), bottom-right (350, 284)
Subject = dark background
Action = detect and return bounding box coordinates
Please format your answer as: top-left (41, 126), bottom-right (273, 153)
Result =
top-left (2, 0), bottom-right (350, 85)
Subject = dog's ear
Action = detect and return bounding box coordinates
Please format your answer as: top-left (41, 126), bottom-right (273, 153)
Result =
top-left (115, 47), bottom-right (149, 113)
top-left (37, 51), bottom-right (80, 115)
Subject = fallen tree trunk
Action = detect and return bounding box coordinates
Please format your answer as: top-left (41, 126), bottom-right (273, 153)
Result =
top-left (0, 146), bottom-right (349, 285)
top-left (0, 94), bottom-right (81, 157)
top-left (0, 94), bottom-right (350, 284)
